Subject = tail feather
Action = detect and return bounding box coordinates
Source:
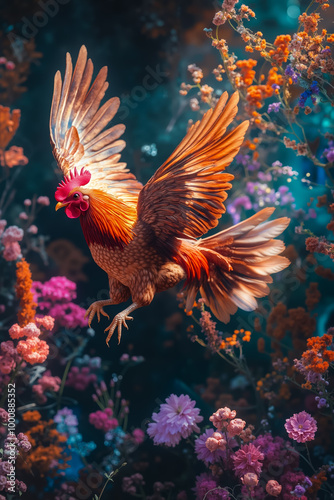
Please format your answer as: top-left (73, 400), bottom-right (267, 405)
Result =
top-left (184, 208), bottom-right (290, 323)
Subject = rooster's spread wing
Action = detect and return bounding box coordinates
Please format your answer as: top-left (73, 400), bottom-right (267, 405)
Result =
top-left (50, 45), bottom-right (142, 203)
top-left (137, 92), bottom-right (248, 249)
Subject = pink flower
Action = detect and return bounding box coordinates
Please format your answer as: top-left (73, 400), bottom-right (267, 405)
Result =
top-left (232, 443), bottom-right (264, 477)
top-left (35, 315), bottom-right (55, 330)
top-left (66, 366), bottom-right (97, 391)
top-left (37, 196), bottom-right (50, 206)
top-left (89, 409), bottom-right (118, 432)
top-left (1, 341), bottom-right (16, 357)
top-left (5, 61), bottom-right (15, 70)
top-left (195, 428), bottom-right (227, 464)
top-left (241, 473), bottom-right (259, 487)
top-left (227, 418), bottom-right (246, 437)
top-left (3, 242), bottom-right (22, 261)
top-left (206, 431), bottom-right (226, 452)
top-left (1, 225), bottom-right (23, 245)
top-left (0, 409), bottom-right (9, 423)
top-left (17, 337), bottom-right (49, 364)
top-left (147, 394), bottom-right (203, 447)
top-left (17, 433), bottom-right (31, 452)
top-left (222, 0), bottom-right (238, 12)
top-left (266, 480), bottom-right (282, 496)
top-left (0, 356), bottom-right (15, 374)
top-left (19, 212), bottom-right (28, 220)
top-left (32, 370), bottom-right (61, 403)
top-left (8, 324), bottom-right (24, 339)
top-left (284, 411), bottom-right (317, 443)
top-left (22, 323), bottom-right (41, 338)
top-left (27, 225), bottom-right (38, 234)
top-left (132, 428), bottom-right (145, 444)
top-left (212, 11), bottom-right (225, 25)
top-left (209, 407), bottom-right (236, 430)
top-left (24, 199), bottom-right (31, 207)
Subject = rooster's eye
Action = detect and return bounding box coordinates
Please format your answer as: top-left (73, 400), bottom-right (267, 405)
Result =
top-left (73, 193), bottom-right (80, 199)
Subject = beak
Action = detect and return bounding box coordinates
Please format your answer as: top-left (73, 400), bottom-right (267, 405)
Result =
top-left (55, 201), bottom-right (69, 211)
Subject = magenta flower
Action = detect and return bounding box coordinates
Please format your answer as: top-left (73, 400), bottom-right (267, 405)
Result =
top-left (284, 411), bottom-right (317, 443)
top-left (232, 443), bottom-right (264, 477)
top-left (147, 394), bottom-right (203, 447)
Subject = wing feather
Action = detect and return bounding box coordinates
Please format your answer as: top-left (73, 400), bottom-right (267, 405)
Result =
top-left (50, 45), bottom-right (142, 201)
top-left (137, 92), bottom-right (248, 254)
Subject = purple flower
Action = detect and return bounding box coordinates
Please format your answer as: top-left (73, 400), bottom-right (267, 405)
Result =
top-left (291, 485), bottom-right (306, 497)
top-left (285, 65), bottom-right (300, 84)
top-left (227, 196), bottom-right (252, 224)
top-left (257, 171), bottom-right (272, 182)
top-left (147, 394), bottom-right (203, 447)
top-left (267, 102), bottom-right (281, 113)
top-left (284, 411), bottom-right (317, 443)
top-left (323, 141), bottom-right (334, 163)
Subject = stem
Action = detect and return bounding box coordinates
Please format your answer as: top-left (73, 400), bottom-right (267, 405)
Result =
top-left (57, 359), bottom-right (72, 410)
top-left (98, 462), bottom-right (127, 500)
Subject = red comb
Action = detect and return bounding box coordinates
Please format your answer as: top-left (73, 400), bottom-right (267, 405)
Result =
top-left (55, 167), bottom-right (91, 202)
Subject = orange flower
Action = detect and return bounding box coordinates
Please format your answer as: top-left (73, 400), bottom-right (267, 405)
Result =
top-left (19, 419), bottom-right (70, 476)
top-left (236, 59), bottom-right (257, 86)
top-left (22, 410), bottom-right (42, 422)
top-left (268, 35), bottom-right (291, 65)
top-left (15, 259), bottom-right (36, 327)
top-left (0, 106), bottom-right (21, 150)
top-left (308, 470), bottom-right (327, 495)
top-left (299, 12), bottom-right (320, 33)
top-left (301, 333), bottom-right (334, 374)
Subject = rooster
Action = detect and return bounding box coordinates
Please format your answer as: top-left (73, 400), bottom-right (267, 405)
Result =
top-left (51, 46), bottom-right (290, 345)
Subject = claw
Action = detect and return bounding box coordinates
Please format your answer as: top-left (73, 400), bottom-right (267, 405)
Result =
top-left (105, 314), bottom-right (133, 346)
top-left (84, 301), bottom-right (110, 327)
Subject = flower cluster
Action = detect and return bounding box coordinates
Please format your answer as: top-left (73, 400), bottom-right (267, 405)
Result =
top-left (8, 318), bottom-right (52, 365)
top-left (65, 365), bottom-right (98, 391)
top-left (0, 222), bottom-right (23, 262)
top-left (294, 332), bottom-right (333, 402)
top-left (32, 370), bottom-right (61, 403)
top-left (54, 407), bottom-right (96, 457)
top-left (32, 276), bottom-right (88, 329)
top-left (19, 412), bottom-right (69, 476)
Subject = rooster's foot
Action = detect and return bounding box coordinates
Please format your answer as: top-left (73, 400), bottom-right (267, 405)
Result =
top-left (84, 300), bottom-right (110, 327)
top-left (105, 312), bottom-right (133, 346)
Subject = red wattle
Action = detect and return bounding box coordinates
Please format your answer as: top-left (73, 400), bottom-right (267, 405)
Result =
top-left (65, 205), bottom-right (81, 218)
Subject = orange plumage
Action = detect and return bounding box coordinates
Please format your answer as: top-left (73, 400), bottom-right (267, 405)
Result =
top-left (51, 46), bottom-right (290, 345)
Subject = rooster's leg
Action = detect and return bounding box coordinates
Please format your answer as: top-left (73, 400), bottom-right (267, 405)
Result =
top-left (84, 300), bottom-right (113, 327)
top-left (105, 302), bottom-right (139, 346)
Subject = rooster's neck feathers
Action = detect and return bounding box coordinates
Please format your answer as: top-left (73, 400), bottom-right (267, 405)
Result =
top-left (80, 189), bottom-right (137, 249)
